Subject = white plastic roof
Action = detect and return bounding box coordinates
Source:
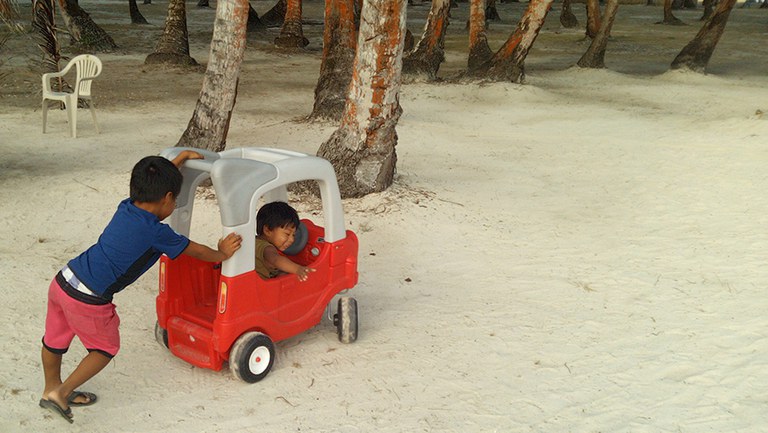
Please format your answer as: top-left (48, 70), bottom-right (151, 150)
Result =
top-left (160, 147), bottom-right (347, 277)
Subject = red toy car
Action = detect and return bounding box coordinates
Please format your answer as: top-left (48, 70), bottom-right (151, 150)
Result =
top-left (154, 147), bottom-right (359, 383)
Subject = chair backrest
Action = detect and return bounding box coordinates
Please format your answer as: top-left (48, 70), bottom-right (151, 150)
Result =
top-left (71, 54), bottom-right (102, 98)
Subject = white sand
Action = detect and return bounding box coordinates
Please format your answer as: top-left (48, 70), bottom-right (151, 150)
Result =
top-left (2, 2), bottom-right (768, 432)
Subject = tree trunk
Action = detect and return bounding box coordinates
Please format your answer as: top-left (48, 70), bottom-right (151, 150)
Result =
top-left (660, 0), bottom-right (683, 24)
top-left (275, 0), bottom-right (308, 47)
top-left (261, 0), bottom-right (286, 27)
top-left (317, 0), bottom-right (407, 198)
top-left (129, 0), bottom-right (149, 24)
top-left (577, 0), bottom-right (618, 68)
top-left (467, 0), bottom-right (492, 73)
top-left (560, 0), bottom-right (578, 28)
top-left (701, 0), bottom-right (715, 19)
top-left (403, 0), bottom-right (450, 80)
top-left (247, 3), bottom-right (266, 33)
top-left (145, 0), bottom-right (197, 65)
top-left (585, 0), bottom-right (601, 38)
top-left (483, 0), bottom-right (553, 83)
top-left (403, 28), bottom-right (414, 52)
top-left (671, 0), bottom-right (737, 72)
top-left (309, 0), bottom-right (357, 121)
top-left (177, 0), bottom-right (249, 151)
top-left (57, 0), bottom-right (117, 51)
top-left (486, 0), bottom-right (500, 20)
top-left (354, 0), bottom-right (362, 25)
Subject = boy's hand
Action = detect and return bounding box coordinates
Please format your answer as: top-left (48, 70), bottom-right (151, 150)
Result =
top-left (296, 266), bottom-right (316, 282)
top-left (171, 150), bottom-right (205, 168)
top-left (182, 150), bottom-right (204, 160)
top-left (218, 233), bottom-right (242, 259)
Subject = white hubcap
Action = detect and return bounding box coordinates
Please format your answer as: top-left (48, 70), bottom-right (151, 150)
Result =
top-left (248, 346), bottom-right (271, 375)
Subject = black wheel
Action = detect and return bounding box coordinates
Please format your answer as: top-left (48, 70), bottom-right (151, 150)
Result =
top-left (334, 297), bottom-right (358, 344)
top-left (229, 332), bottom-right (275, 383)
top-left (154, 321), bottom-right (168, 349)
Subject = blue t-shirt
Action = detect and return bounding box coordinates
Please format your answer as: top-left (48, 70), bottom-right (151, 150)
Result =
top-left (68, 198), bottom-right (190, 301)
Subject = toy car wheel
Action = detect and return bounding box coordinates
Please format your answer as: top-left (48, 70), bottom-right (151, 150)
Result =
top-left (154, 321), bottom-right (169, 349)
top-left (334, 297), bottom-right (358, 344)
top-left (229, 332), bottom-right (275, 383)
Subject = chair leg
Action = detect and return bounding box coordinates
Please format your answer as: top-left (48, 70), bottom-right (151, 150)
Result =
top-left (42, 100), bottom-right (48, 133)
top-left (89, 101), bottom-right (99, 134)
top-left (68, 98), bottom-right (77, 138)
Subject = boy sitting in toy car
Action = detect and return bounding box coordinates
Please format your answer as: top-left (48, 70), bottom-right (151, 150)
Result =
top-left (254, 201), bottom-right (315, 281)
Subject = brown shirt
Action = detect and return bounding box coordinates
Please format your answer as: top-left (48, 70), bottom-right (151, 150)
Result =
top-left (254, 237), bottom-right (280, 280)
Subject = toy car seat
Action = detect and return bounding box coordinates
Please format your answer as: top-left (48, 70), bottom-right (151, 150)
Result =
top-left (283, 221), bottom-right (308, 256)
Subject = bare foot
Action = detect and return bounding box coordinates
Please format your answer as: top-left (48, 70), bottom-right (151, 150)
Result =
top-left (42, 388), bottom-right (70, 412)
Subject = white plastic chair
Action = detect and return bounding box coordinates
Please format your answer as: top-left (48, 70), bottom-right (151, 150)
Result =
top-left (42, 54), bottom-right (102, 138)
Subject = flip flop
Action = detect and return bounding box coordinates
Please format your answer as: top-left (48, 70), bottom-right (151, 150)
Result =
top-left (67, 391), bottom-right (98, 407)
top-left (39, 398), bottom-right (74, 424)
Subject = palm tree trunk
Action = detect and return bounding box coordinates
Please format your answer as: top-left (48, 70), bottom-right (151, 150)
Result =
top-left (177, 0), bottom-right (249, 151)
top-left (577, 0), bottom-right (618, 68)
top-left (403, 0), bottom-right (450, 79)
top-left (145, 0), bottom-right (196, 65)
top-left (275, 0), bottom-right (308, 47)
top-left (129, 0), bottom-right (149, 24)
top-left (660, 0), bottom-right (683, 24)
top-left (560, 0), bottom-right (578, 28)
top-left (247, 3), bottom-right (265, 33)
top-left (585, 0), bottom-right (601, 38)
top-left (467, 0), bottom-right (492, 73)
top-left (486, 0), bottom-right (500, 20)
top-left (671, 0), bottom-right (737, 72)
top-left (317, 0), bottom-right (407, 198)
top-left (484, 0), bottom-right (553, 83)
top-left (261, 0), bottom-right (286, 27)
top-left (57, 0), bottom-right (117, 51)
top-left (309, 0), bottom-right (357, 121)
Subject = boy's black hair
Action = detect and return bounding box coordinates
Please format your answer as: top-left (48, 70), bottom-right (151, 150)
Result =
top-left (130, 156), bottom-right (183, 202)
top-left (257, 201), bottom-right (300, 235)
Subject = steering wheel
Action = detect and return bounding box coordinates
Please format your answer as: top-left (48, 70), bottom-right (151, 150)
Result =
top-left (283, 221), bottom-right (308, 256)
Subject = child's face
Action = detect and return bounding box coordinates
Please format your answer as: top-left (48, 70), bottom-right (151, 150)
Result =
top-left (262, 224), bottom-right (296, 251)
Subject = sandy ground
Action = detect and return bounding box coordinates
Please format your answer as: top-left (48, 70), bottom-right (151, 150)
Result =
top-left (2, 1), bottom-right (768, 432)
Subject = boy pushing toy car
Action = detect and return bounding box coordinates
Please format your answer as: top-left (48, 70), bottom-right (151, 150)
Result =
top-left (39, 151), bottom-right (241, 423)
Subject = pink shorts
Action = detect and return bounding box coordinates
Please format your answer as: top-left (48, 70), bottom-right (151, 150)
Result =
top-left (43, 277), bottom-right (121, 357)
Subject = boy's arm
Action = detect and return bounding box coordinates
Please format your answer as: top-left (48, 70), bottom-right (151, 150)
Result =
top-left (263, 245), bottom-right (315, 282)
top-left (170, 150), bottom-right (204, 168)
top-left (183, 233), bottom-right (242, 262)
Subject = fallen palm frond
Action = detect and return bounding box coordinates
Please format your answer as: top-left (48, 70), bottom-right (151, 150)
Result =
top-left (0, 33), bottom-right (10, 83)
top-left (0, 0), bottom-right (21, 85)
top-left (1, 0), bottom-right (23, 31)
top-left (33, 0), bottom-right (62, 74)
top-left (33, 0), bottom-right (70, 108)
